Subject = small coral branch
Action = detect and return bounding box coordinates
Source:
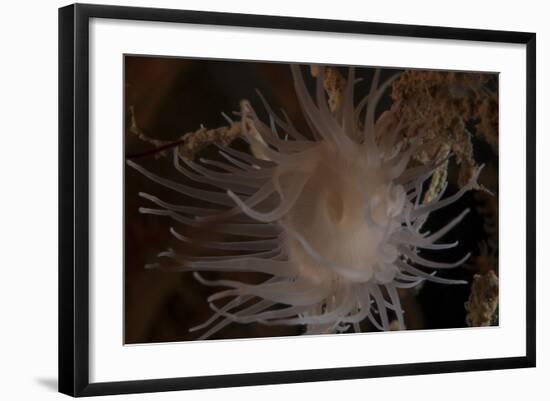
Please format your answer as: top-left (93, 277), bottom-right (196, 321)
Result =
top-left (127, 105), bottom-right (242, 161)
top-left (128, 105), bottom-right (167, 152)
top-left (176, 123), bottom-right (241, 160)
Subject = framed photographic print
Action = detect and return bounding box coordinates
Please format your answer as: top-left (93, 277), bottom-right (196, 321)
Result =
top-left (58, 3), bottom-right (536, 397)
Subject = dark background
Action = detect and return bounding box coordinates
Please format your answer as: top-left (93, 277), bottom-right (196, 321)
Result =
top-left (124, 56), bottom-right (498, 344)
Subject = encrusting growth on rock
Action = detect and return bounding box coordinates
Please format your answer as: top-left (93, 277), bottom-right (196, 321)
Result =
top-left (310, 64), bottom-right (347, 113)
top-left (465, 270), bottom-right (499, 327)
top-left (391, 70), bottom-right (497, 188)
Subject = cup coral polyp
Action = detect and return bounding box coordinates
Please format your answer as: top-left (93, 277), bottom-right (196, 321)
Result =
top-left (128, 64), bottom-right (479, 339)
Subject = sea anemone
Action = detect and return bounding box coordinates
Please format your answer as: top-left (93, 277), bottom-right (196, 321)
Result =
top-left (128, 64), bottom-right (480, 339)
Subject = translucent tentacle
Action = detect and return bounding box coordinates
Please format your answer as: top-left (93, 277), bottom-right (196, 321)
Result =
top-left (400, 248), bottom-right (471, 269)
top-left (385, 283), bottom-right (405, 329)
top-left (127, 160), bottom-right (235, 206)
top-left (396, 260), bottom-right (468, 285)
top-left (169, 228), bottom-right (280, 251)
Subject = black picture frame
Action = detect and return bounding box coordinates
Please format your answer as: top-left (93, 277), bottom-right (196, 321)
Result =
top-left (59, 3), bottom-right (536, 397)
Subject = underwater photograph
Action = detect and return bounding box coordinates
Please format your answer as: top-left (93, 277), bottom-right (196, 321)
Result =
top-left (124, 56), bottom-right (499, 344)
